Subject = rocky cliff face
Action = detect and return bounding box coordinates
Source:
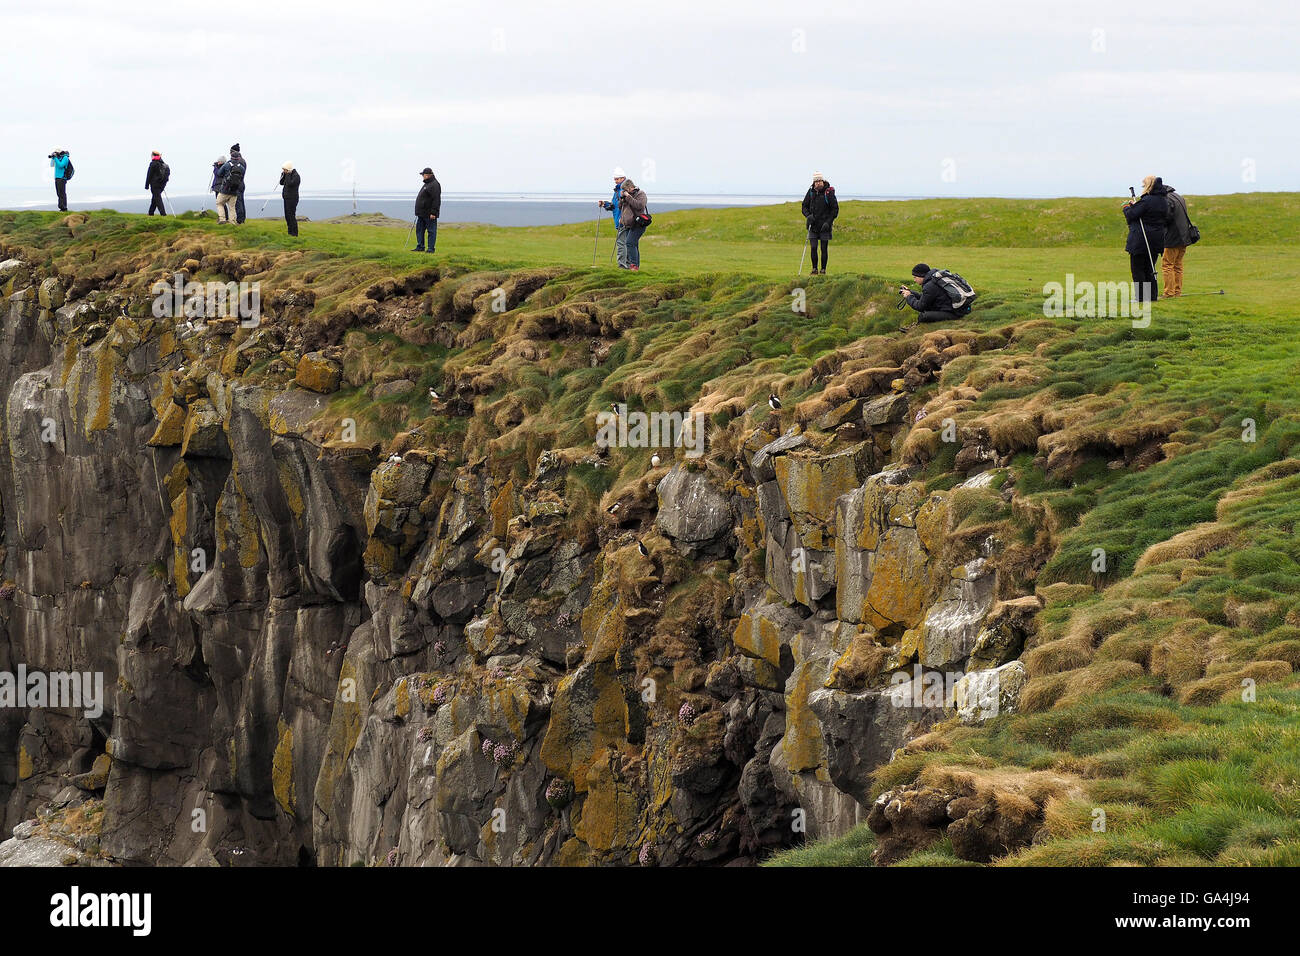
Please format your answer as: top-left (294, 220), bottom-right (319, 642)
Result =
top-left (0, 242), bottom-right (1043, 866)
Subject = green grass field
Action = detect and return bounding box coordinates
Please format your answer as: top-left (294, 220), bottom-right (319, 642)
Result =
top-left (3, 192), bottom-right (1299, 866)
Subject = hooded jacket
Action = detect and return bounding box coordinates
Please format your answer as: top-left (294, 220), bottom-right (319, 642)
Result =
top-left (1163, 186), bottom-right (1193, 248)
top-left (617, 180), bottom-right (647, 229)
top-left (280, 168), bottom-right (301, 203)
top-left (802, 182), bottom-right (839, 240)
top-left (1123, 179), bottom-right (1170, 255)
top-left (903, 269), bottom-right (959, 315)
top-left (415, 175), bottom-right (442, 218)
top-left (145, 157), bottom-right (168, 190)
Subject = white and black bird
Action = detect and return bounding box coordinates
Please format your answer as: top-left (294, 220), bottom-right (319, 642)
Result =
top-left (768, 393), bottom-right (782, 411)
top-left (650, 453), bottom-right (661, 468)
top-left (636, 539), bottom-right (649, 557)
top-left (388, 453), bottom-right (403, 463)
top-left (606, 502), bottom-right (621, 515)
top-left (609, 402), bottom-right (620, 415)
top-left (429, 387), bottom-right (440, 401)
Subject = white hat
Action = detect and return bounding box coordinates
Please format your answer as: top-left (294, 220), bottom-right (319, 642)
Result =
top-left (813, 171), bottom-right (825, 180)
top-left (613, 166), bottom-right (626, 179)
top-left (282, 162), bottom-right (294, 172)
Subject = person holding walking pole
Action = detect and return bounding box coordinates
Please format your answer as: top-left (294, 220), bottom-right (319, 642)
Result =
top-left (801, 172), bottom-right (838, 274)
top-left (1122, 176), bottom-right (1169, 304)
top-left (145, 151), bottom-right (169, 215)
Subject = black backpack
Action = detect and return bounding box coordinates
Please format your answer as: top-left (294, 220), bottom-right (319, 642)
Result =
top-left (63, 158), bottom-right (75, 181)
top-left (159, 161), bottom-right (170, 187)
top-left (224, 162), bottom-right (245, 193)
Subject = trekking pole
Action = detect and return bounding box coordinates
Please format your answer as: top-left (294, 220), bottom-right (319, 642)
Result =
top-left (798, 237), bottom-right (807, 276)
top-left (259, 187), bottom-right (281, 215)
top-left (163, 190), bottom-right (172, 216)
top-left (592, 209), bottom-right (601, 267)
top-left (402, 220), bottom-right (414, 250)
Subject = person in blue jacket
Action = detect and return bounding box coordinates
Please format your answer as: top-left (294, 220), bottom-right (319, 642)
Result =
top-left (49, 150), bottom-right (72, 211)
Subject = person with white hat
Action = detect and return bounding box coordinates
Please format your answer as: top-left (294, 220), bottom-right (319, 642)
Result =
top-left (801, 172), bottom-right (839, 274)
top-left (279, 162), bottom-right (301, 236)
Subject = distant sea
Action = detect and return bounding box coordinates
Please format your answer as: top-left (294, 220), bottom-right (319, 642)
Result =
top-left (0, 189), bottom-right (920, 227)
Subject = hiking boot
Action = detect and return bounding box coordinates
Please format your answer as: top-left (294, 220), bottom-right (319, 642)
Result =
top-left (630, 265), bottom-right (639, 271)
top-left (411, 247), bottom-right (424, 252)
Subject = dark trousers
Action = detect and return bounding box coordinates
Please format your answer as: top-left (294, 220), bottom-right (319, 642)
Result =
top-left (415, 216), bottom-right (437, 252)
top-left (55, 177), bottom-right (67, 211)
top-left (918, 310), bottom-right (957, 323)
top-left (809, 237), bottom-right (829, 270)
top-left (1129, 250), bottom-right (1161, 302)
top-left (235, 188), bottom-right (246, 224)
top-left (285, 201), bottom-right (299, 236)
top-left (148, 188), bottom-right (166, 215)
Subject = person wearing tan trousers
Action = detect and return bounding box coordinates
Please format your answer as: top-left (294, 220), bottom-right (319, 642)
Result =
top-left (1162, 185), bottom-right (1194, 297)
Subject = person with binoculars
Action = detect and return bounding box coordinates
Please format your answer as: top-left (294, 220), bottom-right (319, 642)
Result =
top-left (48, 150), bottom-right (72, 211)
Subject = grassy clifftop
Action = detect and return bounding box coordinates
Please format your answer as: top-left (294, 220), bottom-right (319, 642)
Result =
top-left (3, 193), bottom-right (1300, 866)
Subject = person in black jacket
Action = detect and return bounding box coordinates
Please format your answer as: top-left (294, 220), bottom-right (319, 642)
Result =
top-left (280, 162), bottom-right (301, 236)
top-left (1122, 175), bottom-right (1169, 303)
top-left (413, 167), bottom-right (441, 253)
top-left (801, 173), bottom-right (839, 274)
top-left (145, 151), bottom-right (168, 215)
top-left (899, 263), bottom-right (970, 323)
top-left (230, 144), bottom-right (248, 224)
top-left (1161, 184), bottom-right (1193, 297)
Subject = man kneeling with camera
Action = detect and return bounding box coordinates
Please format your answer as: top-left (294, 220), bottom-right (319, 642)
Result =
top-left (898, 263), bottom-right (977, 326)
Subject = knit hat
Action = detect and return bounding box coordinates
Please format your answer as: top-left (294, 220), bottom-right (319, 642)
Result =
top-left (813, 171), bottom-right (825, 181)
top-left (613, 166), bottom-right (626, 179)
top-left (230, 143), bottom-right (240, 153)
top-left (282, 162), bottom-right (294, 172)
top-left (911, 263), bottom-right (931, 277)
top-left (216, 155), bottom-right (227, 165)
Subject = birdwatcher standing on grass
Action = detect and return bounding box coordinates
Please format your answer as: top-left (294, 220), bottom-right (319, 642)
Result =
top-left (1122, 175), bottom-right (1169, 304)
top-left (1161, 183), bottom-right (1194, 298)
top-left (280, 162), bottom-right (301, 236)
top-left (802, 173), bottom-right (839, 274)
top-left (210, 155), bottom-right (226, 207)
top-left (600, 169), bottom-right (649, 270)
top-left (600, 168), bottom-right (629, 268)
top-left (898, 263), bottom-right (977, 325)
top-left (214, 155), bottom-right (242, 224)
top-left (145, 151), bottom-right (169, 215)
top-left (49, 150), bottom-right (72, 211)
top-left (413, 167), bottom-right (441, 253)
top-left (229, 144), bottom-right (248, 223)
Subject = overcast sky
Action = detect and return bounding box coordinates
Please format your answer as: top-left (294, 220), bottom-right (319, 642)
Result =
top-left (2, 0), bottom-right (1296, 199)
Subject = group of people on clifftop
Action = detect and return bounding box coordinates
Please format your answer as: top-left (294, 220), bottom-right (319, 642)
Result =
top-left (44, 149), bottom-right (1196, 313)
